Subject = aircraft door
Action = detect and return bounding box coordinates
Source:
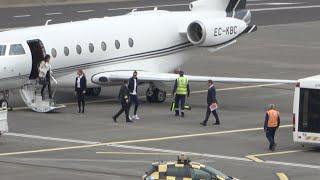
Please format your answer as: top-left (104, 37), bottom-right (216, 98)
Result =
top-left (27, 39), bottom-right (46, 80)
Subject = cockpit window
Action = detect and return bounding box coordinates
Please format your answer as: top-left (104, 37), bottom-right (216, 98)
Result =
top-left (9, 44), bottom-right (26, 55)
top-left (0, 45), bottom-right (6, 56)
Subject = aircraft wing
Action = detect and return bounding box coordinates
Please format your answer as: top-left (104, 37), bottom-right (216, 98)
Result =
top-left (91, 71), bottom-right (297, 85)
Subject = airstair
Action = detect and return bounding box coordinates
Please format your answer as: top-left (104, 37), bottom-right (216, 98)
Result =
top-left (19, 79), bottom-right (65, 113)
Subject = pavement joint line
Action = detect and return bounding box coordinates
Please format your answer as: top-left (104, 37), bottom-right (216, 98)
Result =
top-left (1, 125), bottom-right (292, 157)
top-left (11, 83), bottom-right (286, 111)
top-left (45, 12), bottom-right (63, 16)
top-left (96, 152), bottom-right (177, 155)
top-left (76, 9), bottom-right (95, 13)
top-left (251, 4), bottom-right (320, 11)
top-left (107, 3), bottom-right (189, 11)
top-left (13, 14), bottom-right (31, 18)
top-left (276, 172), bottom-right (289, 180)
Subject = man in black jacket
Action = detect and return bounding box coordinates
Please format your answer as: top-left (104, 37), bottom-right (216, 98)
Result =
top-left (128, 71), bottom-right (140, 120)
top-left (75, 69), bottom-right (87, 113)
top-left (112, 80), bottom-right (133, 123)
top-left (201, 80), bottom-right (220, 126)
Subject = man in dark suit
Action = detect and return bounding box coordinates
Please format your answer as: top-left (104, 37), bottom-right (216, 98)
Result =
top-left (128, 71), bottom-right (140, 120)
top-left (201, 80), bottom-right (220, 126)
top-left (112, 80), bottom-right (133, 123)
top-left (75, 69), bottom-right (87, 113)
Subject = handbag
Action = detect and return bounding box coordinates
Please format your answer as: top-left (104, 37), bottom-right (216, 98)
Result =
top-left (39, 77), bottom-right (48, 85)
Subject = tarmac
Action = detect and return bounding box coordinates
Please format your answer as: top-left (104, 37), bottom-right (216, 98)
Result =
top-left (1, 0), bottom-right (320, 180)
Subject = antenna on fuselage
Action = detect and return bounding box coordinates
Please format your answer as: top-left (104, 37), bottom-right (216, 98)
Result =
top-left (45, 20), bottom-right (52, 26)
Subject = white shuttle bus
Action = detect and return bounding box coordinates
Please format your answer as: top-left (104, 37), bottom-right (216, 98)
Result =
top-left (293, 75), bottom-right (320, 145)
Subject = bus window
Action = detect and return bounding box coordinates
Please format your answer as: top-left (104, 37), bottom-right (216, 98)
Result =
top-left (9, 44), bottom-right (26, 55)
top-left (0, 45), bottom-right (6, 56)
top-left (299, 88), bottom-right (320, 133)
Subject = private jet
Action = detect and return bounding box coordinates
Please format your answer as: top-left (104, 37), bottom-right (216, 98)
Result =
top-left (0, 0), bottom-right (296, 112)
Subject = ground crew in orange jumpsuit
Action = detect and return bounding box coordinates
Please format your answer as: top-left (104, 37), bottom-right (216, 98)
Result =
top-left (264, 104), bottom-right (280, 151)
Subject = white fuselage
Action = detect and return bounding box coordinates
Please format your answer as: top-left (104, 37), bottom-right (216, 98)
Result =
top-left (0, 7), bottom-right (243, 90)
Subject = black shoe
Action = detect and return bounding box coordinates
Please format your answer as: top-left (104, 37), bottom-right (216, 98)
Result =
top-left (126, 120), bottom-right (134, 123)
top-left (213, 122), bottom-right (220, 125)
top-left (175, 114), bottom-right (179, 117)
top-left (200, 122), bottom-right (207, 126)
top-left (271, 143), bottom-right (276, 151)
top-left (112, 116), bottom-right (117, 123)
top-left (78, 110), bottom-right (81, 113)
top-left (181, 113), bottom-right (184, 118)
top-left (82, 110), bottom-right (84, 113)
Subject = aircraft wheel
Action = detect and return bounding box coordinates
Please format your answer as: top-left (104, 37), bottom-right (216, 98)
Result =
top-left (155, 90), bottom-right (166, 103)
top-left (86, 88), bottom-right (101, 96)
top-left (146, 88), bottom-right (154, 103)
top-left (91, 87), bottom-right (101, 96)
top-left (0, 99), bottom-right (8, 110)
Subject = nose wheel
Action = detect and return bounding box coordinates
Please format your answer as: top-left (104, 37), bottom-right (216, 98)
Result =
top-left (146, 88), bottom-right (166, 103)
top-left (86, 87), bottom-right (101, 96)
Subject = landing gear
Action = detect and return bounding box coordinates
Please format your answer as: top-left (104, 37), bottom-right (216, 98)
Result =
top-left (146, 87), bottom-right (166, 103)
top-left (86, 87), bottom-right (101, 96)
top-left (0, 91), bottom-right (9, 111)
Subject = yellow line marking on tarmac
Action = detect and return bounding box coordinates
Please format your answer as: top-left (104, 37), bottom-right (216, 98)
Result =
top-left (246, 150), bottom-right (303, 162)
top-left (276, 172), bottom-right (289, 180)
top-left (0, 125), bottom-right (292, 157)
top-left (96, 152), bottom-right (177, 155)
top-left (246, 155), bottom-right (265, 163)
top-left (12, 83), bottom-right (286, 111)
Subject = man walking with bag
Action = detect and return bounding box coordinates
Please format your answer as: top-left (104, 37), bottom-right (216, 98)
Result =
top-left (201, 80), bottom-right (220, 126)
top-left (112, 80), bottom-right (133, 123)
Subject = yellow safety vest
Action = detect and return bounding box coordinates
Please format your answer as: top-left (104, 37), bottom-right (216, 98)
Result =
top-left (176, 77), bottom-right (188, 95)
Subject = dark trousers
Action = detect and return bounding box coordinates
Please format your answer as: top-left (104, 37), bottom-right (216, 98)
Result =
top-left (174, 94), bottom-right (186, 115)
top-left (129, 95), bottom-right (139, 115)
top-left (76, 91), bottom-right (85, 113)
top-left (113, 102), bottom-right (130, 121)
top-left (266, 127), bottom-right (277, 150)
top-left (41, 81), bottom-right (52, 99)
top-left (203, 105), bottom-right (220, 124)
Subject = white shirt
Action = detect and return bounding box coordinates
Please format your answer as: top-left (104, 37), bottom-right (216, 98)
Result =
top-left (131, 78), bottom-right (137, 95)
top-left (77, 75), bottom-right (83, 88)
top-left (38, 61), bottom-right (52, 78)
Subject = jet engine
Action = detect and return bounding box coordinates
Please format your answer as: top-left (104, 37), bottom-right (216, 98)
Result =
top-left (187, 18), bottom-right (247, 47)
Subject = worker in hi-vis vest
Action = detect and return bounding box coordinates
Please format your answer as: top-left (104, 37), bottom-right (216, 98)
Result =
top-left (264, 104), bottom-right (280, 151)
top-left (172, 71), bottom-right (190, 117)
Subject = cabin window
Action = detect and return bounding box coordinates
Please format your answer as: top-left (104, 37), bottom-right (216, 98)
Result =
top-left (101, 41), bottom-right (107, 51)
top-left (64, 47), bottom-right (70, 56)
top-left (115, 40), bottom-right (120, 49)
top-left (51, 48), bottom-right (57, 58)
top-left (9, 44), bottom-right (25, 55)
top-left (0, 45), bottom-right (6, 56)
top-left (76, 45), bottom-right (82, 55)
top-left (128, 38), bottom-right (134, 47)
top-left (89, 43), bottom-right (94, 53)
